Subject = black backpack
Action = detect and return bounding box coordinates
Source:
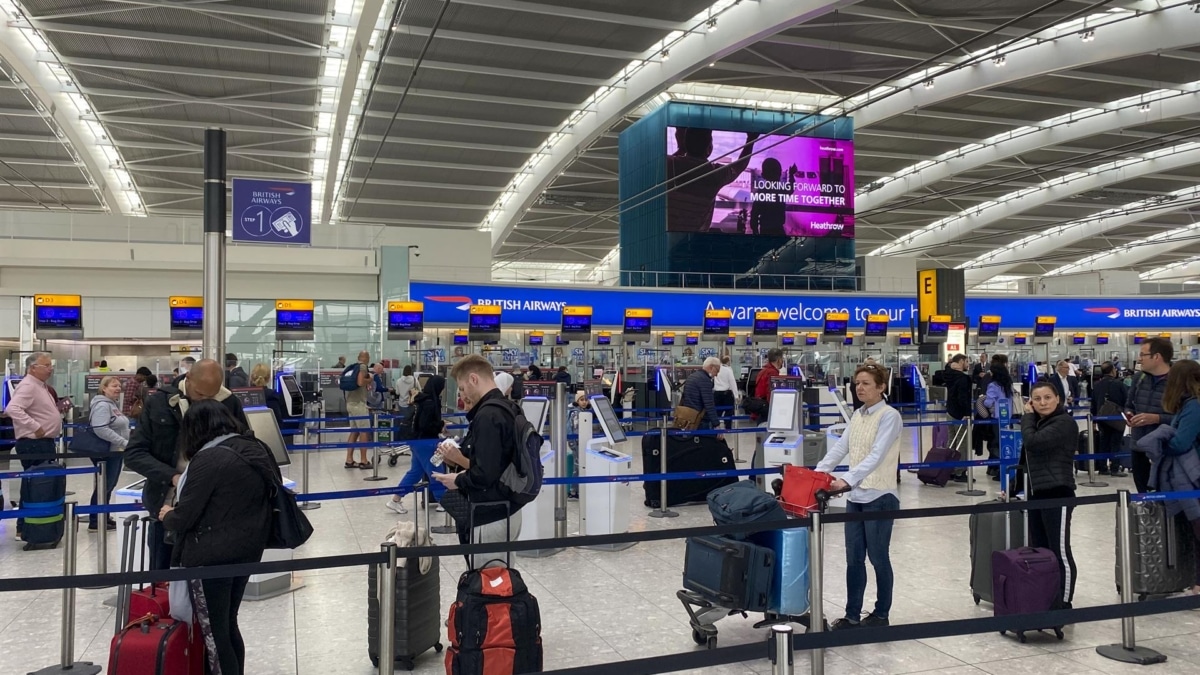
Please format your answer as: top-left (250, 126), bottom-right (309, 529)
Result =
top-left (479, 399), bottom-right (544, 506)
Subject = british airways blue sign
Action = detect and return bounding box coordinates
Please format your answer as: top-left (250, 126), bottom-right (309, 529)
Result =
top-left (411, 281), bottom-right (1200, 331)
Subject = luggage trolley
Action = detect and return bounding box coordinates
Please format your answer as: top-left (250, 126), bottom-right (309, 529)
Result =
top-left (676, 483), bottom-right (842, 649)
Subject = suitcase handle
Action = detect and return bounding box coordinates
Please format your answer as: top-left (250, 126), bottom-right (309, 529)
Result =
top-left (121, 612), bottom-right (159, 633)
top-left (686, 579), bottom-right (735, 605)
top-left (691, 536), bottom-right (741, 557)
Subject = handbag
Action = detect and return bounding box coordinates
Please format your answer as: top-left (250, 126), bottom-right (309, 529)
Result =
top-left (742, 396), bottom-right (768, 416)
top-left (221, 443), bottom-right (314, 550)
top-left (672, 404), bottom-right (704, 430)
top-left (1010, 394), bottom-right (1026, 416)
top-left (69, 425), bottom-right (111, 454)
top-left (1098, 389), bottom-right (1127, 433)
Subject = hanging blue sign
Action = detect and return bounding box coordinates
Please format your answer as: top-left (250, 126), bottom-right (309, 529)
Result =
top-left (231, 179), bottom-right (311, 245)
top-left (411, 281), bottom-right (1200, 330)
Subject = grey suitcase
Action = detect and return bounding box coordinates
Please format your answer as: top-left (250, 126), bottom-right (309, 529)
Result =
top-left (1116, 501), bottom-right (1197, 600)
top-left (367, 489), bottom-right (444, 670)
top-left (969, 501), bottom-right (1026, 605)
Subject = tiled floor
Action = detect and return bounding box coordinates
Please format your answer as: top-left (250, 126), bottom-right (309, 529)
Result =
top-left (0, 427), bottom-right (1192, 675)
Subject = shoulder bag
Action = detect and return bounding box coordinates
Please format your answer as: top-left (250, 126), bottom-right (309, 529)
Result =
top-left (70, 404), bottom-right (115, 454)
top-left (221, 442), bottom-right (313, 549)
top-left (672, 404), bottom-right (704, 430)
top-left (1097, 380), bottom-right (1127, 433)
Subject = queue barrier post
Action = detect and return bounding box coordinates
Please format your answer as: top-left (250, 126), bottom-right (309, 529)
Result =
top-left (31, 501), bottom-right (102, 675)
top-left (378, 541), bottom-right (398, 675)
top-left (648, 415), bottom-right (678, 519)
top-left (1096, 490), bottom-right (1168, 665)
top-left (769, 624), bottom-right (794, 675)
top-left (810, 510), bottom-right (825, 675)
top-left (957, 418), bottom-right (985, 497)
top-left (298, 413), bottom-right (321, 510)
top-left (1080, 413), bottom-right (1109, 489)
top-left (364, 411), bottom-right (389, 483)
top-left (97, 462), bottom-right (108, 574)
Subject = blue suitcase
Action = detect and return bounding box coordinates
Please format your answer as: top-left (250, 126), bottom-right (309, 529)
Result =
top-left (751, 527), bottom-right (810, 616)
top-left (20, 461), bottom-right (66, 550)
top-left (682, 535), bottom-right (774, 612)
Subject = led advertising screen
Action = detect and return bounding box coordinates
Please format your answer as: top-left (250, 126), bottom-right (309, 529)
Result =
top-left (170, 307), bottom-right (203, 331)
top-left (36, 305), bottom-right (81, 329)
top-left (666, 127), bottom-right (854, 238)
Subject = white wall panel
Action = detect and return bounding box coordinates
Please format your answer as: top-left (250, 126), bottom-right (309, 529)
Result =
top-left (0, 296), bottom-right (18, 339)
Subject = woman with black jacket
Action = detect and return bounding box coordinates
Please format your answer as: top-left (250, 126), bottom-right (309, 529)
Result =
top-left (384, 375), bottom-right (448, 515)
top-left (1018, 381), bottom-right (1080, 608)
top-left (158, 400), bottom-right (280, 675)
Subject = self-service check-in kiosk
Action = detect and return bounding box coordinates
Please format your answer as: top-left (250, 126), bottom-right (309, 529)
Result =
top-left (580, 393), bottom-right (633, 550)
top-left (114, 408), bottom-right (301, 601)
top-left (516, 396), bottom-right (561, 557)
top-left (277, 373), bottom-right (304, 417)
top-left (763, 389), bottom-right (826, 469)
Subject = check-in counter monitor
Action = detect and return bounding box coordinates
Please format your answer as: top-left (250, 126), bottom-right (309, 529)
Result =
top-left (521, 396), bottom-right (549, 435)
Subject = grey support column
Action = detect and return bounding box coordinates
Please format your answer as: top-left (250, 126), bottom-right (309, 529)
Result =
top-left (202, 128), bottom-right (227, 363)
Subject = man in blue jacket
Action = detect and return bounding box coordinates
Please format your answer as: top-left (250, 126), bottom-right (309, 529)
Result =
top-left (680, 357), bottom-right (724, 438)
top-left (1126, 338), bottom-right (1173, 492)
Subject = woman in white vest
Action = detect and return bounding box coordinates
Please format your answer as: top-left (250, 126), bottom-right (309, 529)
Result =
top-left (815, 363), bottom-right (902, 630)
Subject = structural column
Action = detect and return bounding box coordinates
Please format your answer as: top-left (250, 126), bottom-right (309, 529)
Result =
top-left (202, 128), bottom-right (227, 362)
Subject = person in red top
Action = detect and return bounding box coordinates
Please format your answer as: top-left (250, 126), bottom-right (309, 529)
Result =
top-left (754, 348), bottom-right (785, 420)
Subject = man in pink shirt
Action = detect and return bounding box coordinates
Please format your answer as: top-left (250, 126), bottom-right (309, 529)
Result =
top-left (3, 352), bottom-right (63, 469)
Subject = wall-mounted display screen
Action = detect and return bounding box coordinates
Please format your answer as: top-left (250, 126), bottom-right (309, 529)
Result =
top-left (452, 333), bottom-right (469, 345)
top-left (805, 335), bottom-right (818, 346)
top-left (752, 314), bottom-right (779, 336)
top-left (276, 309), bottom-right (313, 333)
top-left (528, 334), bottom-right (544, 346)
top-left (926, 318), bottom-right (949, 338)
top-left (1133, 334), bottom-right (1146, 345)
top-left (623, 316), bottom-right (651, 334)
top-left (36, 305), bottom-right (81, 329)
top-left (596, 334), bottom-right (611, 345)
top-left (1034, 317), bottom-right (1056, 338)
top-left (898, 335), bottom-right (912, 346)
top-left (1096, 335), bottom-right (1109, 345)
top-left (725, 336), bottom-right (736, 345)
top-left (388, 311), bottom-right (423, 334)
top-left (1072, 335), bottom-right (1086, 345)
top-left (977, 316), bottom-right (1001, 338)
top-left (468, 312), bottom-right (501, 336)
top-left (561, 314), bottom-right (592, 335)
top-left (685, 335), bottom-right (698, 345)
top-left (170, 307), bottom-right (203, 331)
top-left (556, 334), bottom-right (568, 345)
top-left (703, 315), bottom-right (731, 335)
top-left (1013, 336), bottom-right (1028, 345)
top-left (843, 336), bottom-right (854, 346)
top-left (822, 316), bottom-right (848, 337)
top-left (666, 127), bottom-right (855, 238)
top-left (864, 320), bottom-right (888, 338)
top-left (661, 335), bottom-right (675, 346)
top-left (781, 335), bottom-right (795, 346)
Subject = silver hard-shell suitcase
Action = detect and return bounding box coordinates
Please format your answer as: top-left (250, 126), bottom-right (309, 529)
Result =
top-left (1116, 501), bottom-right (1197, 600)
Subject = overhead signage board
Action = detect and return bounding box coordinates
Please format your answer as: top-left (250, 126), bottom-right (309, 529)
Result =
top-left (412, 281), bottom-right (1200, 330)
top-left (752, 311), bottom-right (780, 337)
top-left (231, 179), bottom-right (312, 245)
top-left (276, 299), bottom-right (315, 340)
top-left (702, 309), bottom-right (731, 339)
top-left (387, 300), bottom-right (424, 341)
top-left (560, 306), bottom-right (593, 338)
top-left (34, 294), bottom-right (83, 338)
top-left (169, 296), bottom-right (203, 338)
top-left (623, 308), bottom-right (653, 336)
top-left (468, 304), bottom-right (502, 338)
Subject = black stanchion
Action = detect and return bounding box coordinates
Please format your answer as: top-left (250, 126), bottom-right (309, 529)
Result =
top-left (648, 416), bottom-right (678, 519)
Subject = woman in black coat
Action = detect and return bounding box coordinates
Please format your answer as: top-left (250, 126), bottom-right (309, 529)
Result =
top-left (159, 399), bottom-right (280, 675)
top-left (1018, 381), bottom-right (1079, 608)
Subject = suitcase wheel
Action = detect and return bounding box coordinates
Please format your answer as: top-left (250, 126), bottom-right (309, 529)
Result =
top-left (972, 593), bottom-right (981, 605)
top-left (370, 656), bottom-right (379, 668)
top-left (434, 643), bottom-right (443, 653)
top-left (1018, 632), bottom-right (1027, 644)
top-left (1054, 628), bottom-right (1064, 641)
top-left (399, 658), bottom-right (415, 671)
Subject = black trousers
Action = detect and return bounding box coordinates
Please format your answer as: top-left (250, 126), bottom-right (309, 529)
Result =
top-left (714, 390), bottom-right (736, 431)
top-left (202, 574), bottom-right (250, 675)
top-left (1096, 425), bottom-right (1124, 474)
top-left (147, 519), bottom-right (173, 571)
top-left (1130, 447), bottom-right (1152, 493)
top-left (1028, 485), bottom-right (1078, 605)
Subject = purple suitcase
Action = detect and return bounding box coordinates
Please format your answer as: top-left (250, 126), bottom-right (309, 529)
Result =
top-left (992, 547), bottom-right (1065, 642)
top-left (917, 447), bottom-right (959, 487)
top-left (931, 424), bottom-right (950, 450)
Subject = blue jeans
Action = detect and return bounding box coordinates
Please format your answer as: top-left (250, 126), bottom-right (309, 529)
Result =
top-left (88, 453), bottom-right (124, 526)
top-left (395, 440), bottom-right (446, 502)
top-left (843, 493), bottom-right (899, 621)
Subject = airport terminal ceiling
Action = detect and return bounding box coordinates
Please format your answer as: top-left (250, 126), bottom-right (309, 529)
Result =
top-left (1, 0), bottom-right (1200, 286)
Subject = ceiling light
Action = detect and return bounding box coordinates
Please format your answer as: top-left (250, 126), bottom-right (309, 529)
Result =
top-left (992, 56), bottom-right (1006, 67)
top-left (1079, 29), bottom-right (1095, 42)
top-left (706, 17), bottom-right (718, 32)
top-left (709, 62), bottom-right (716, 67)
top-left (923, 79), bottom-right (934, 89)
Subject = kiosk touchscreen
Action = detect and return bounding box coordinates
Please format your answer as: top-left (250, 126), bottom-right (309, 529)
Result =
top-left (245, 408), bottom-right (291, 467)
top-left (580, 394), bottom-right (632, 550)
top-left (278, 373), bottom-right (304, 417)
top-left (763, 389), bottom-right (803, 466)
top-left (516, 395), bottom-right (559, 555)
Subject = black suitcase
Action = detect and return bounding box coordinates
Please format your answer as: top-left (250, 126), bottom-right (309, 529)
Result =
top-left (367, 495), bottom-right (443, 670)
top-left (1116, 501), bottom-right (1197, 600)
top-left (969, 501), bottom-right (1025, 605)
top-left (20, 460), bottom-right (66, 550)
top-left (682, 535), bottom-right (774, 612)
top-left (642, 433), bottom-right (737, 507)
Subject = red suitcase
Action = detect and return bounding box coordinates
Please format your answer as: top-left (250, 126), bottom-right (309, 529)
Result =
top-left (127, 518), bottom-right (171, 621)
top-left (108, 614), bottom-right (205, 675)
